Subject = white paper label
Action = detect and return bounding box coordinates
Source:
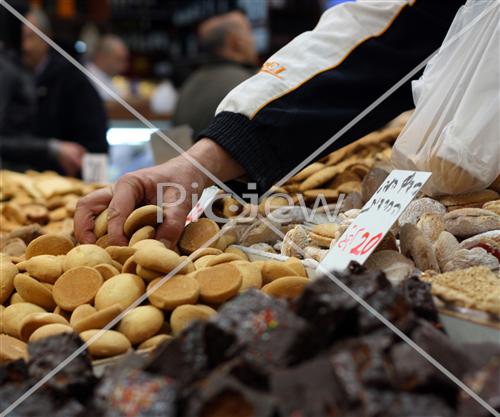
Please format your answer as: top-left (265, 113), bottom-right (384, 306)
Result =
top-left (185, 186), bottom-right (221, 225)
top-left (318, 170), bottom-right (431, 273)
top-left (82, 153), bottom-right (108, 184)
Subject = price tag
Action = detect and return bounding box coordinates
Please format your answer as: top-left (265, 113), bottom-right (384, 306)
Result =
top-left (82, 153), bottom-right (108, 184)
top-left (318, 170), bottom-right (431, 273)
top-left (185, 186), bottom-right (221, 225)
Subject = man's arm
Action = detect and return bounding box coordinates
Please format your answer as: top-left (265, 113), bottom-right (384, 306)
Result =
top-left (200, 0), bottom-right (463, 192)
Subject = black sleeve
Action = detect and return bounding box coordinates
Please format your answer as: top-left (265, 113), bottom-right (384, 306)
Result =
top-left (63, 70), bottom-right (109, 154)
top-left (0, 57), bottom-right (54, 169)
top-left (200, 0), bottom-right (463, 192)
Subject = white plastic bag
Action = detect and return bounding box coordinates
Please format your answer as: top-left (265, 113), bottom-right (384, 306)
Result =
top-left (392, 0), bottom-right (500, 196)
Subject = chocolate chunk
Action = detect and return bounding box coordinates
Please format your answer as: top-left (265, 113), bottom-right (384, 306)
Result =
top-left (0, 359), bottom-right (29, 386)
top-left (184, 371), bottom-right (275, 417)
top-left (358, 285), bottom-right (414, 334)
top-left (271, 355), bottom-right (348, 417)
top-left (390, 320), bottom-right (476, 403)
top-left (147, 321), bottom-right (238, 386)
top-left (28, 333), bottom-right (95, 401)
top-left (216, 290), bottom-right (317, 366)
top-left (0, 384), bottom-right (87, 417)
top-left (329, 331), bottom-right (395, 402)
top-left (400, 275), bottom-right (439, 323)
top-left (458, 357), bottom-right (500, 417)
top-left (361, 390), bottom-right (454, 417)
top-left (94, 367), bottom-right (176, 417)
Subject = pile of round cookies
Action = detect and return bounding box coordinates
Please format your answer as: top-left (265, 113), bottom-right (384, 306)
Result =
top-left (0, 204), bottom-right (310, 365)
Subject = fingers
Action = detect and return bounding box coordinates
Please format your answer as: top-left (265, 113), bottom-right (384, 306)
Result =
top-left (155, 186), bottom-right (192, 249)
top-left (107, 173), bottom-right (145, 246)
top-left (74, 187), bottom-right (113, 243)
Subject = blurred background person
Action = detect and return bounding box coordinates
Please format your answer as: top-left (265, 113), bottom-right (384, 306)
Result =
top-left (172, 10), bottom-right (258, 139)
top-left (86, 34), bottom-right (130, 101)
top-left (18, 7), bottom-right (108, 176)
top-left (0, 0), bottom-right (37, 171)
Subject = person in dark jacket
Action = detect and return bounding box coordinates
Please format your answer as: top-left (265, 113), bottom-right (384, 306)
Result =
top-left (172, 10), bottom-right (257, 138)
top-left (75, 0), bottom-right (464, 247)
top-left (0, 7), bottom-right (108, 176)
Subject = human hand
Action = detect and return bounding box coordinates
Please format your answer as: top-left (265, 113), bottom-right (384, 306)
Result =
top-left (74, 139), bottom-right (245, 247)
top-left (57, 141), bottom-right (86, 177)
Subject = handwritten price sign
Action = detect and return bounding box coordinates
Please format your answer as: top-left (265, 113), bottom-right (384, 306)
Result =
top-left (319, 170), bottom-right (431, 273)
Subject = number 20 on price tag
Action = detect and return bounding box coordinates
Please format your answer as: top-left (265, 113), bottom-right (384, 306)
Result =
top-left (318, 170), bottom-right (431, 273)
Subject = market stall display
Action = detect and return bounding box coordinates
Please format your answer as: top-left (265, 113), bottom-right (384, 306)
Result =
top-left (0, 113), bottom-right (498, 415)
top-left (0, 265), bottom-right (498, 416)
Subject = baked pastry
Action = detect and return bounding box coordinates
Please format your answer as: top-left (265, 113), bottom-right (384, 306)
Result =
top-left (262, 276), bottom-right (309, 300)
top-left (128, 225), bottom-right (156, 246)
top-left (69, 304), bottom-right (96, 327)
top-left (400, 224), bottom-right (440, 272)
top-left (290, 162), bottom-right (325, 182)
top-left (231, 261), bottom-right (263, 292)
top-left (195, 264), bottom-right (242, 304)
top-left (2, 302), bottom-right (45, 338)
top-left (16, 254), bottom-right (62, 283)
top-left (482, 199), bottom-right (500, 215)
top-left (204, 253), bottom-right (243, 267)
top-left (94, 273), bottom-right (145, 311)
top-left (14, 273), bottom-right (55, 309)
top-left (123, 205), bottom-right (162, 237)
top-left (94, 263), bottom-right (120, 280)
top-left (280, 225), bottom-right (310, 258)
top-left (444, 208), bottom-right (500, 238)
top-left (0, 334), bottom-right (28, 363)
top-left (25, 233), bottom-right (74, 259)
top-left (442, 247), bottom-right (499, 272)
top-left (179, 218), bottom-right (220, 254)
top-left (63, 244), bottom-right (113, 271)
top-left (72, 303), bottom-right (123, 333)
top-left (398, 198), bottom-right (446, 227)
top-left (117, 305), bottom-right (164, 345)
top-left (421, 266), bottom-right (500, 315)
top-left (0, 258), bottom-right (17, 304)
top-left (19, 312), bottom-right (69, 342)
top-left (105, 246), bottom-right (136, 265)
top-left (28, 323), bottom-right (73, 342)
top-left (433, 231), bottom-right (460, 271)
top-left (147, 275), bottom-right (200, 310)
top-left (137, 334), bottom-right (173, 351)
top-left (364, 250), bottom-right (415, 285)
top-left (80, 329), bottom-right (131, 358)
top-left (170, 304), bottom-right (217, 336)
top-left (438, 190), bottom-right (499, 209)
top-left (53, 266), bottom-right (103, 311)
top-left (93, 208), bottom-right (108, 238)
top-left (260, 261), bottom-right (299, 285)
top-left (416, 213), bottom-right (445, 242)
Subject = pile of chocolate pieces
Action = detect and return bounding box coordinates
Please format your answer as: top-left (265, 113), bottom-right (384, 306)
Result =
top-left (1, 264), bottom-right (499, 417)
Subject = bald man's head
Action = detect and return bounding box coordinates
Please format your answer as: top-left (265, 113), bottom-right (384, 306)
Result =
top-left (22, 8), bottom-right (51, 70)
top-left (198, 11), bottom-right (257, 66)
top-left (93, 35), bottom-right (129, 77)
